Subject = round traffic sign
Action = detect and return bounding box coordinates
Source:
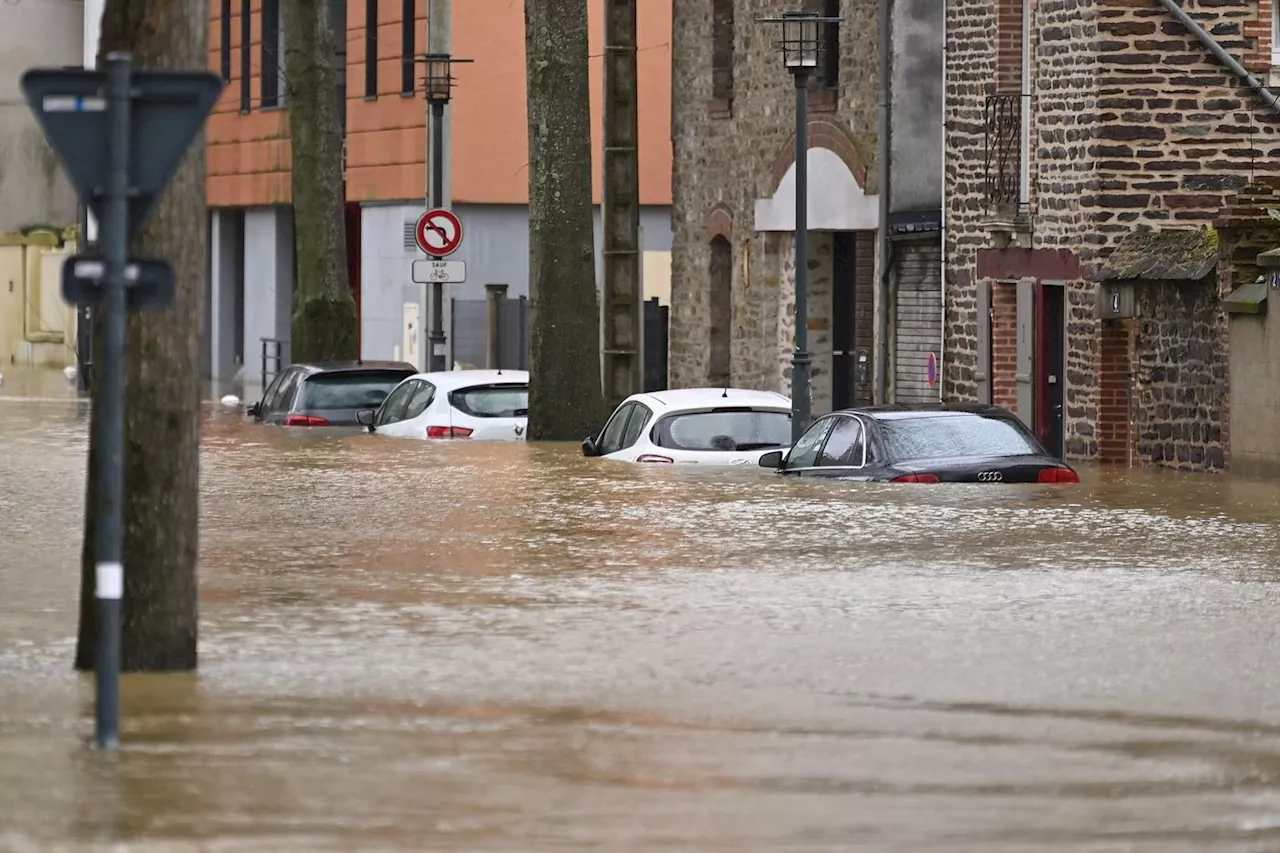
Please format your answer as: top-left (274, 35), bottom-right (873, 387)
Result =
top-left (415, 208), bottom-right (463, 258)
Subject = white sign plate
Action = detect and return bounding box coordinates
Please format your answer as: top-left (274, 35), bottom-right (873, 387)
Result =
top-left (412, 260), bottom-right (466, 284)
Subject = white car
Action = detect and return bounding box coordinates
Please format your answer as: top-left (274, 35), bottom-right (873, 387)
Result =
top-left (357, 369), bottom-right (529, 441)
top-left (581, 387), bottom-right (793, 464)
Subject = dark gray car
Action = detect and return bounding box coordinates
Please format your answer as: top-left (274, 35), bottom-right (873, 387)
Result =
top-left (247, 361), bottom-right (418, 427)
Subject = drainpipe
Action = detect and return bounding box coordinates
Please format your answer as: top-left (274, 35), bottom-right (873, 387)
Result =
top-left (1154, 0), bottom-right (1280, 112)
top-left (1019, 0), bottom-right (1030, 209)
top-left (875, 0), bottom-right (891, 405)
top-left (939, 0), bottom-right (947, 403)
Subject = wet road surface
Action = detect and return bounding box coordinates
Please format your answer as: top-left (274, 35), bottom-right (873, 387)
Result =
top-left (4, 370), bottom-right (1280, 851)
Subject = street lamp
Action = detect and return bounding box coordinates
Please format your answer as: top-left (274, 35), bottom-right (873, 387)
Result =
top-left (417, 52), bottom-right (471, 372)
top-left (760, 9), bottom-right (841, 444)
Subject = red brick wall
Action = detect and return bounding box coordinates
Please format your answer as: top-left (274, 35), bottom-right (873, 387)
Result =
top-left (991, 281), bottom-right (1017, 410)
top-left (995, 0), bottom-right (1022, 93)
top-left (1097, 319), bottom-right (1131, 465)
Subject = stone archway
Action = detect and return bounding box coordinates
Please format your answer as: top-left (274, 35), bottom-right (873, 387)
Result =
top-left (754, 118), bottom-right (878, 232)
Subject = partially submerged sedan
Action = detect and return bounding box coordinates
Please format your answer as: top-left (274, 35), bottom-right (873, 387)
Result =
top-left (358, 369), bottom-right (529, 441)
top-left (248, 360), bottom-right (418, 427)
top-left (758, 404), bottom-right (1080, 484)
top-left (582, 388), bottom-right (792, 465)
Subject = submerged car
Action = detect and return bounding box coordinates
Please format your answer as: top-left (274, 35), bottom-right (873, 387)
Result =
top-left (358, 369), bottom-right (529, 441)
top-left (582, 387), bottom-right (793, 464)
top-left (757, 404), bottom-right (1080, 484)
top-left (248, 361), bottom-right (418, 427)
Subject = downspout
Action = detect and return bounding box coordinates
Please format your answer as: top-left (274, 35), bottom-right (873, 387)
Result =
top-left (939, 0), bottom-right (947, 403)
top-left (1019, 0), bottom-right (1030, 209)
top-left (875, 0), bottom-right (892, 404)
top-left (1154, 0), bottom-right (1280, 112)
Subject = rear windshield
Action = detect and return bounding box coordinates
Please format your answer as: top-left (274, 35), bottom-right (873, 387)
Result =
top-left (653, 409), bottom-right (792, 452)
top-left (302, 371), bottom-right (412, 410)
top-left (878, 414), bottom-right (1041, 461)
top-left (449, 384), bottom-right (529, 418)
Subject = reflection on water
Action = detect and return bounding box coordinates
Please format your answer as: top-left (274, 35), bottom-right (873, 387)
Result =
top-left (4, 369), bottom-right (1280, 851)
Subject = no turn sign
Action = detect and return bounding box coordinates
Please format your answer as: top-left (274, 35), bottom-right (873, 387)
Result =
top-left (415, 208), bottom-right (463, 258)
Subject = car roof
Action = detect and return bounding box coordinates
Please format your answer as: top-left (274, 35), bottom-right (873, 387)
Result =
top-left (833, 403), bottom-right (1020, 421)
top-left (627, 387), bottom-right (791, 412)
top-left (403, 369), bottom-right (530, 389)
top-left (294, 360), bottom-right (417, 375)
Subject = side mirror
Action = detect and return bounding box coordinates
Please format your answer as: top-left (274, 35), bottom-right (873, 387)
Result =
top-left (356, 409), bottom-right (375, 430)
top-left (758, 450), bottom-right (784, 469)
top-left (246, 401), bottom-right (261, 418)
top-left (581, 436), bottom-right (600, 457)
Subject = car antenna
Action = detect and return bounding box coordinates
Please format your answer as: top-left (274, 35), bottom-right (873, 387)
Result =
top-left (721, 386), bottom-right (729, 398)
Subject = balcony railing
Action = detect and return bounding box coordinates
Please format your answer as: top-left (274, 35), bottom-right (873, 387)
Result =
top-left (984, 93), bottom-right (1021, 210)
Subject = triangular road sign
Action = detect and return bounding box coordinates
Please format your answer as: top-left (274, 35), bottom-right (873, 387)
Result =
top-left (20, 68), bottom-right (224, 246)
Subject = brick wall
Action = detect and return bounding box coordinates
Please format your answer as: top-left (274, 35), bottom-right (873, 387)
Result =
top-left (990, 281), bottom-right (1018, 410)
top-left (995, 0), bottom-right (1023, 92)
top-left (1097, 319), bottom-right (1130, 464)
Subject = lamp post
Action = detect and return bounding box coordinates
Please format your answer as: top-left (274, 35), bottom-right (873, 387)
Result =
top-left (761, 9), bottom-right (840, 444)
top-left (419, 52), bottom-right (471, 372)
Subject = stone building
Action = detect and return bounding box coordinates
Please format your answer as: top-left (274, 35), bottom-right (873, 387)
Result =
top-left (669, 0), bottom-right (944, 414)
top-left (945, 0), bottom-right (1280, 471)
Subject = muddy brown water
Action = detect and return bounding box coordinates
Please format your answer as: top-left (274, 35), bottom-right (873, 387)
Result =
top-left (4, 370), bottom-right (1280, 851)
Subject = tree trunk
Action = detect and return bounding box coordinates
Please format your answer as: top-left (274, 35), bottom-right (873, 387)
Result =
top-left (525, 0), bottom-right (606, 441)
top-left (74, 0), bottom-right (206, 671)
top-left (282, 0), bottom-right (356, 362)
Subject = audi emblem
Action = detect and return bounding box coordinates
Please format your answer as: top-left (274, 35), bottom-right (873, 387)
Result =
top-left (977, 471), bottom-right (1003, 482)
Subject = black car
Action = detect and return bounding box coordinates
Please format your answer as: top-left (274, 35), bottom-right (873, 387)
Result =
top-left (758, 404), bottom-right (1080, 484)
top-left (247, 361), bottom-right (418, 427)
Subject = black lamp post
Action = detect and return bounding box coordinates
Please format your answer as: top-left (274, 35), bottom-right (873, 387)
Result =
top-left (761, 9), bottom-right (840, 444)
top-left (419, 52), bottom-right (471, 372)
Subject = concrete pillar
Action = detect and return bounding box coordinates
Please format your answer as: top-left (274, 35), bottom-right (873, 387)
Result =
top-left (209, 210), bottom-right (240, 383)
top-left (242, 207), bottom-right (294, 392)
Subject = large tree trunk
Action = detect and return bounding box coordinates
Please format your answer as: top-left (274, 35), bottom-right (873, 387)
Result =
top-left (282, 0), bottom-right (356, 362)
top-left (525, 0), bottom-right (606, 441)
top-left (74, 0), bottom-right (206, 671)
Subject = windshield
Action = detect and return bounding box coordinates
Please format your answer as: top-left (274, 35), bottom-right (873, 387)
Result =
top-left (879, 414), bottom-right (1042, 461)
top-left (449, 384), bottom-right (529, 418)
top-left (302, 371), bottom-right (411, 410)
top-left (652, 409), bottom-right (792, 452)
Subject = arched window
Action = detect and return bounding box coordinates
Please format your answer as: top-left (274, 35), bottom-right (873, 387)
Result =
top-left (709, 236), bottom-right (732, 386)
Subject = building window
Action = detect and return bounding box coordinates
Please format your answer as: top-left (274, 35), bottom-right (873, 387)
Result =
top-left (1272, 3), bottom-right (1280, 66)
top-left (261, 0), bottom-right (283, 108)
top-left (820, 0), bottom-right (839, 89)
top-left (365, 0), bottom-right (378, 97)
top-left (220, 0), bottom-right (232, 81)
top-left (401, 0), bottom-right (416, 95)
top-left (711, 0), bottom-right (734, 104)
top-left (239, 0), bottom-right (251, 111)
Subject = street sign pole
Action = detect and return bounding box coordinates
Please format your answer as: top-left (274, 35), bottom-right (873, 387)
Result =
top-left (92, 52), bottom-right (133, 751)
top-left (428, 100), bottom-right (447, 373)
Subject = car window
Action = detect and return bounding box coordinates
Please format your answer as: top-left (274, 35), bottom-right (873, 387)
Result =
top-left (597, 402), bottom-right (636, 455)
top-left (817, 416), bottom-right (865, 467)
top-left (303, 370), bottom-right (412, 411)
top-left (276, 370), bottom-right (304, 412)
top-left (878, 414), bottom-right (1042, 461)
top-left (785, 417), bottom-right (837, 469)
top-left (449, 384), bottom-right (529, 418)
top-left (620, 403), bottom-right (652, 448)
top-left (260, 371), bottom-right (287, 412)
top-left (652, 408), bottom-right (792, 452)
top-left (403, 381), bottom-right (436, 420)
top-left (376, 380), bottom-right (419, 426)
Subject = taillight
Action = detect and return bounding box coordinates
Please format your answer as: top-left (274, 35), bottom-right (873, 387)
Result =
top-left (1037, 466), bottom-right (1080, 484)
top-left (426, 426), bottom-right (473, 439)
top-left (892, 473), bottom-right (940, 483)
top-left (283, 415), bottom-right (330, 426)
top-left (636, 454), bottom-right (674, 463)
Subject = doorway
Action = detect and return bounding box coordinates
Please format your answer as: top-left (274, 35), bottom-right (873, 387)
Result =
top-left (831, 231), bottom-right (873, 409)
top-left (1033, 282), bottom-right (1065, 458)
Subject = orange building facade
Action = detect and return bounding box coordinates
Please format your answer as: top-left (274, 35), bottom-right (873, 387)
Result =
top-left (204, 0), bottom-right (673, 385)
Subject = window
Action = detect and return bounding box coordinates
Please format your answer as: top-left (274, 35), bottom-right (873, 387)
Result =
top-left (449, 384), bottom-right (529, 418)
top-left (711, 0), bottom-right (734, 103)
top-left (878, 414), bottom-right (1042, 462)
top-left (621, 403), bottom-right (652, 449)
top-left (597, 402), bottom-right (637, 455)
top-left (239, 0), bottom-right (251, 111)
top-left (401, 0), bottom-right (416, 95)
top-left (1273, 4), bottom-right (1280, 67)
top-left (403, 381), bottom-right (436, 420)
top-left (259, 370), bottom-right (288, 412)
top-left (784, 416), bottom-right (837, 469)
top-left (653, 408), bottom-right (792, 452)
top-left (261, 0), bottom-right (283, 108)
top-left (220, 0), bottom-right (232, 82)
top-left (820, 0), bottom-right (840, 90)
top-left (304, 371), bottom-right (412, 410)
top-left (376, 380), bottom-right (419, 425)
top-left (817, 416), bottom-right (865, 467)
top-left (275, 370), bottom-right (305, 412)
top-left (365, 0), bottom-right (378, 97)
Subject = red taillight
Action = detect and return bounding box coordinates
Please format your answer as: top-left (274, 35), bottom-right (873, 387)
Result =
top-left (892, 473), bottom-right (940, 483)
top-left (636, 454), bottom-right (674, 463)
top-left (1037, 466), bottom-right (1080, 484)
top-left (283, 415), bottom-right (330, 426)
top-left (426, 426), bottom-right (473, 439)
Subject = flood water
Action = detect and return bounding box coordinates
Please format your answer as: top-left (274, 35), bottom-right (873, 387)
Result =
top-left (5, 369), bottom-right (1280, 851)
